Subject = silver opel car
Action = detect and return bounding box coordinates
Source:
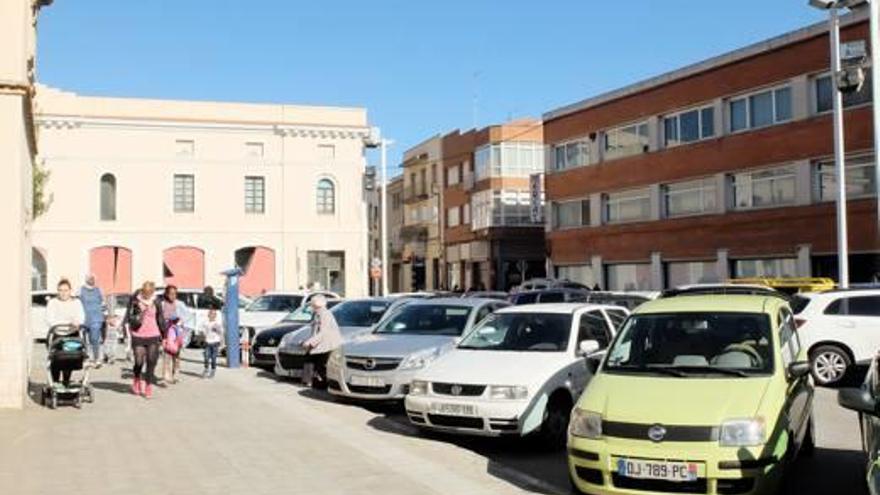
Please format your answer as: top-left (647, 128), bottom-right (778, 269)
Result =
top-left (274, 297), bottom-right (406, 379)
top-left (326, 298), bottom-right (508, 400)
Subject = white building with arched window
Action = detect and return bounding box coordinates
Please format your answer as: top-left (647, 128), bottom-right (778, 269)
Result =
top-left (32, 85), bottom-right (374, 298)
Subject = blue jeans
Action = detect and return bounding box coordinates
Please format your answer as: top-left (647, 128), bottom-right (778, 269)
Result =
top-left (203, 344), bottom-right (219, 370)
top-left (85, 322), bottom-right (103, 361)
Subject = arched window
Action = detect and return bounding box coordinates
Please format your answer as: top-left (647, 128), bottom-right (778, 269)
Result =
top-left (31, 248), bottom-right (47, 291)
top-left (316, 179), bottom-right (335, 214)
top-left (100, 173), bottom-right (116, 221)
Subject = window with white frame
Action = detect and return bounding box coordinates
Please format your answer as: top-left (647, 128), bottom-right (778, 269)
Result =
top-left (816, 155), bottom-right (876, 201)
top-left (175, 139), bottom-right (194, 157)
top-left (173, 174), bottom-right (195, 212)
top-left (604, 122), bottom-right (649, 160)
top-left (244, 176), bottom-right (265, 214)
top-left (604, 188), bottom-right (651, 223)
top-left (553, 198), bottom-right (590, 229)
top-left (663, 177), bottom-right (717, 217)
top-left (446, 165), bottom-right (461, 186)
top-left (731, 165), bottom-right (796, 209)
top-left (245, 142), bottom-right (264, 158)
top-left (553, 138), bottom-right (591, 171)
top-left (474, 142), bottom-right (544, 180)
top-left (316, 178), bottom-right (335, 214)
top-left (665, 261), bottom-right (720, 288)
top-left (606, 263), bottom-right (652, 291)
top-left (471, 189), bottom-right (539, 228)
top-left (729, 85), bottom-right (792, 133)
top-left (814, 72), bottom-right (873, 114)
top-left (462, 203), bottom-right (470, 224)
top-left (663, 106), bottom-right (715, 147)
top-left (734, 258), bottom-right (798, 278)
top-left (447, 206), bottom-right (460, 227)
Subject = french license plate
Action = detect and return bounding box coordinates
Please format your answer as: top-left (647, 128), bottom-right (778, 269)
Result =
top-left (433, 402), bottom-right (477, 416)
top-left (615, 458), bottom-right (698, 482)
top-left (350, 375), bottom-right (385, 387)
top-left (258, 346), bottom-right (277, 355)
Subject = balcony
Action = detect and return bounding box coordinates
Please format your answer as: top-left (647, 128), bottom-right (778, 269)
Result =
top-left (463, 172), bottom-right (475, 191)
top-left (404, 186), bottom-right (430, 203)
top-left (401, 225), bottom-right (429, 243)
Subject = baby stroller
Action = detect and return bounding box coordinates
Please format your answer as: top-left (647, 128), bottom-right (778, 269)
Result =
top-left (42, 324), bottom-right (94, 409)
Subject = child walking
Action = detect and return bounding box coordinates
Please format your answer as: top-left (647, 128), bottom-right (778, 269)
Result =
top-left (201, 309), bottom-right (223, 378)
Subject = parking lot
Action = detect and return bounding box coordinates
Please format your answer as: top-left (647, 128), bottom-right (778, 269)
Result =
top-left (0, 346), bottom-right (868, 495)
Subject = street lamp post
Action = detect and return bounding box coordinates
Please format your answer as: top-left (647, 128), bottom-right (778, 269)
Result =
top-left (830, 8), bottom-right (851, 288)
top-left (380, 138), bottom-right (393, 297)
top-left (870, 0), bottom-right (880, 234)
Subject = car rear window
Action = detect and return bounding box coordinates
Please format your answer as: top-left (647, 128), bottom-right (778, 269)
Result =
top-left (789, 296), bottom-right (811, 315)
top-left (825, 296), bottom-right (880, 317)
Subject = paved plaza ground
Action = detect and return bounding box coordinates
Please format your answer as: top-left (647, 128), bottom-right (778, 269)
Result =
top-left (0, 345), bottom-right (870, 495)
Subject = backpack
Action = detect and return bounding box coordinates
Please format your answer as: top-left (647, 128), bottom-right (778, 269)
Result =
top-left (127, 301), bottom-right (144, 331)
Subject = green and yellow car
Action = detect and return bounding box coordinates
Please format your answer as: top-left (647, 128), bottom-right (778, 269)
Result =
top-left (568, 295), bottom-right (814, 495)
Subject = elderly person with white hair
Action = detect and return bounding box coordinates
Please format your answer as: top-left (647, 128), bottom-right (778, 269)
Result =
top-left (301, 294), bottom-right (343, 389)
top-left (79, 274), bottom-right (105, 366)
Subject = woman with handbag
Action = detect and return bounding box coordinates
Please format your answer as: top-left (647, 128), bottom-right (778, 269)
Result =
top-left (126, 281), bottom-right (165, 398)
top-left (301, 295), bottom-right (342, 389)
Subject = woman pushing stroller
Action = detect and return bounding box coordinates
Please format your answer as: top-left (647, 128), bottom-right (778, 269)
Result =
top-left (125, 281), bottom-right (165, 399)
top-left (46, 278), bottom-right (85, 386)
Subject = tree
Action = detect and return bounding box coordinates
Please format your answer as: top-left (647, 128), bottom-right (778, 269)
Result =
top-left (31, 159), bottom-right (51, 219)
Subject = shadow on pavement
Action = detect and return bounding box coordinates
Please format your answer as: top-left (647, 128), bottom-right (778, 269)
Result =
top-left (91, 381), bottom-right (132, 395)
top-left (787, 447), bottom-right (867, 495)
top-left (364, 413), bottom-right (569, 494)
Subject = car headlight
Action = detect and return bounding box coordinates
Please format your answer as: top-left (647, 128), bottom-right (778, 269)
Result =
top-left (410, 380), bottom-right (429, 395)
top-left (719, 418), bottom-right (765, 447)
top-left (328, 349), bottom-right (343, 367)
top-left (488, 385), bottom-right (528, 400)
top-left (399, 348), bottom-right (442, 370)
top-left (569, 409), bottom-right (603, 439)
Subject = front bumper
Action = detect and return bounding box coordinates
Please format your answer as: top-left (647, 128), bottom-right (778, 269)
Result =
top-left (567, 436), bottom-right (783, 495)
top-left (250, 344), bottom-right (278, 367)
top-left (326, 360), bottom-right (415, 400)
top-left (404, 394), bottom-right (526, 436)
top-left (274, 349), bottom-right (306, 378)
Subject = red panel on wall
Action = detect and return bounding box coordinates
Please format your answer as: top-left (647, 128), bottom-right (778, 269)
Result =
top-left (89, 246), bottom-right (132, 294)
top-left (236, 246), bottom-right (276, 297)
top-left (163, 246), bottom-right (205, 289)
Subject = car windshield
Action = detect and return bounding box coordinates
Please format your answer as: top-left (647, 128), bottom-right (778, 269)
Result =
top-left (604, 312), bottom-right (774, 376)
top-left (332, 300), bottom-right (391, 327)
top-left (283, 306), bottom-right (315, 323)
top-left (374, 304), bottom-right (472, 336)
top-left (513, 293), bottom-right (538, 305)
top-left (458, 313), bottom-right (572, 352)
top-left (247, 295), bottom-right (303, 313)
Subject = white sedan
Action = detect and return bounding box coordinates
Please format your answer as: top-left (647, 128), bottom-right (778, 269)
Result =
top-left (404, 303), bottom-right (629, 448)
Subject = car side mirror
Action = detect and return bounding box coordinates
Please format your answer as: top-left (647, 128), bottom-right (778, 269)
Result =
top-left (579, 339), bottom-right (600, 356)
top-left (838, 388), bottom-right (879, 415)
top-left (787, 361), bottom-right (811, 379)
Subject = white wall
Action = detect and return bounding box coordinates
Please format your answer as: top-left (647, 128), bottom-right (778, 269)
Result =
top-left (33, 88), bottom-right (372, 297)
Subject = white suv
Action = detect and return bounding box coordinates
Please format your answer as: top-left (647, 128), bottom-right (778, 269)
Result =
top-left (793, 289), bottom-right (880, 386)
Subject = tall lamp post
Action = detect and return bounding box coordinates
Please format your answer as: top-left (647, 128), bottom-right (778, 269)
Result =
top-left (808, 0), bottom-right (874, 287)
top-left (364, 128), bottom-right (393, 296)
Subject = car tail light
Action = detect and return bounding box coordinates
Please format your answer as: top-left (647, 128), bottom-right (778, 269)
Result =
top-left (794, 318), bottom-right (807, 328)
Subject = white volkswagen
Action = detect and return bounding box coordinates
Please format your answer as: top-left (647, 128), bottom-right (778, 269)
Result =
top-left (405, 303), bottom-right (629, 448)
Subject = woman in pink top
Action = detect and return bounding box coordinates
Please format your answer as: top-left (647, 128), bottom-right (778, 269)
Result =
top-left (125, 281), bottom-right (165, 398)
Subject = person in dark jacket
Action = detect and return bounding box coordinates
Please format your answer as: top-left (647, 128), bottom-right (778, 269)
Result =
top-left (202, 286), bottom-right (224, 310)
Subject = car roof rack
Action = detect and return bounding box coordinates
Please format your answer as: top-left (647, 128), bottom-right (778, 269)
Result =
top-left (660, 285), bottom-right (790, 300)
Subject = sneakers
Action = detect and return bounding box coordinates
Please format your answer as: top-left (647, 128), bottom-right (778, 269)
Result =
top-left (131, 378), bottom-right (141, 395)
top-left (209, 368), bottom-right (216, 378)
top-left (144, 383), bottom-right (153, 399)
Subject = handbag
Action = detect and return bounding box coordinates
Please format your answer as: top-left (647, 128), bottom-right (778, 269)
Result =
top-left (163, 325), bottom-right (181, 355)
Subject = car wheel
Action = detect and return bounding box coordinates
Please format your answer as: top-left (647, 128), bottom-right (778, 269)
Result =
top-left (538, 395), bottom-right (572, 450)
top-left (810, 345), bottom-right (851, 386)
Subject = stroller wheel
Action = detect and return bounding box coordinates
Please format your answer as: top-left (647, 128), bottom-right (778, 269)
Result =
top-left (74, 396), bottom-right (82, 409)
top-left (40, 388), bottom-right (48, 406)
top-left (85, 387), bottom-right (94, 403)
top-left (49, 394), bottom-right (57, 410)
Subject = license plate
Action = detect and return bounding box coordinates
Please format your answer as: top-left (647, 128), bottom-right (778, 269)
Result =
top-left (258, 346), bottom-right (277, 355)
top-left (433, 402), bottom-right (477, 416)
top-left (615, 458), bottom-right (698, 482)
top-left (350, 375), bottom-right (385, 387)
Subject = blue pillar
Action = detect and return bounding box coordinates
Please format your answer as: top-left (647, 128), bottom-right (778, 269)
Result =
top-left (222, 268), bottom-right (242, 368)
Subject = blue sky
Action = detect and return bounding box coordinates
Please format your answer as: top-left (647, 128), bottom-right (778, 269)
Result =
top-left (37, 1), bottom-right (825, 172)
